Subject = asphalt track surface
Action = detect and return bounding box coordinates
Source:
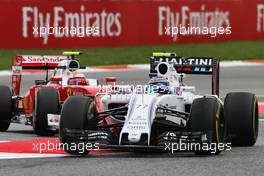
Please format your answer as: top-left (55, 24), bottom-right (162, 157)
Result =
top-left (0, 65), bottom-right (264, 176)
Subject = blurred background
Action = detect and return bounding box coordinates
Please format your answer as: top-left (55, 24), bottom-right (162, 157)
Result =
top-left (0, 0), bottom-right (264, 69)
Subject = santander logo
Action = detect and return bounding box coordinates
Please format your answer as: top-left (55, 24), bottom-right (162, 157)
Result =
top-left (17, 56), bottom-right (66, 64)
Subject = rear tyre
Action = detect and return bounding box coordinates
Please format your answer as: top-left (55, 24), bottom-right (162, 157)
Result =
top-left (224, 92), bottom-right (258, 146)
top-left (33, 88), bottom-right (60, 136)
top-left (190, 97), bottom-right (225, 155)
top-left (0, 86), bottom-right (12, 131)
top-left (60, 96), bottom-right (98, 155)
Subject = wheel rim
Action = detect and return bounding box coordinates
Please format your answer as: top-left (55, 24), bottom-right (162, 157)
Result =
top-left (216, 102), bottom-right (225, 144)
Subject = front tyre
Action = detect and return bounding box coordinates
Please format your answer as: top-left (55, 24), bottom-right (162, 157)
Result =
top-left (60, 96), bottom-right (98, 155)
top-left (190, 97), bottom-right (226, 155)
top-left (224, 92), bottom-right (258, 146)
top-left (33, 88), bottom-right (60, 136)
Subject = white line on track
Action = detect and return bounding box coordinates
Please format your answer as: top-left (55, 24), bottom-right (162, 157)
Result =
top-left (0, 153), bottom-right (68, 159)
top-left (220, 61), bottom-right (264, 67)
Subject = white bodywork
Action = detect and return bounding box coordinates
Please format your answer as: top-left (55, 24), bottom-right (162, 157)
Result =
top-left (99, 62), bottom-right (213, 145)
top-left (49, 62), bottom-right (219, 143)
top-left (116, 88), bottom-right (201, 145)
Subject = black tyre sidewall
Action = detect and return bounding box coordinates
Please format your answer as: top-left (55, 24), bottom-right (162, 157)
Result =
top-left (190, 97), bottom-right (225, 154)
top-left (60, 96), bottom-right (97, 132)
top-left (60, 96), bottom-right (98, 155)
top-left (33, 88), bottom-right (60, 136)
top-left (224, 92), bottom-right (258, 146)
top-left (0, 86), bottom-right (12, 131)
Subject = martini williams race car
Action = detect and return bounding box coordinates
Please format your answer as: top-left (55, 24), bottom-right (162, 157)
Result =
top-left (57, 53), bottom-right (259, 155)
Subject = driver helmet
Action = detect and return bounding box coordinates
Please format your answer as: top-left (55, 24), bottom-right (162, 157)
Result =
top-left (68, 73), bottom-right (88, 86)
top-left (148, 76), bottom-right (170, 93)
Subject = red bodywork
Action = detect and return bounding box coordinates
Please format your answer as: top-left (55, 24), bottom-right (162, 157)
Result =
top-left (23, 84), bottom-right (103, 116)
top-left (12, 55), bottom-right (111, 117)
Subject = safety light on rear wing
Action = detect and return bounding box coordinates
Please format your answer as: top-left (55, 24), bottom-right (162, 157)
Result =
top-left (62, 51), bottom-right (82, 60)
top-left (152, 52), bottom-right (176, 57)
top-left (62, 51), bottom-right (82, 56)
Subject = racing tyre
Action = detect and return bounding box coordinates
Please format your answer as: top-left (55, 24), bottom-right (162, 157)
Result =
top-left (224, 92), bottom-right (258, 146)
top-left (190, 97), bottom-right (226, 155)
top-left (60, 96), bottom-right (98, 155)
top-left (33, 88), bottom-right (60, 136)
top-left (0, 86), bottom-right (12, 131)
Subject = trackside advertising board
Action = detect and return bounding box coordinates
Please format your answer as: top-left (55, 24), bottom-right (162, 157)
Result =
top-left (0, 0), bottom-right (264, 48)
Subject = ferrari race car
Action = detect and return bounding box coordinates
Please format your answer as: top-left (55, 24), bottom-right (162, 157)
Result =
top-left (57, 53), bottom-right (258, 155)
top-left (0, 52), bottom-right (114, 136)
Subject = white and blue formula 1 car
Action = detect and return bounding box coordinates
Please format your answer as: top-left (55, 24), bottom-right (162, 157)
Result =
top-left (58, 53), bottom-right (259, 155)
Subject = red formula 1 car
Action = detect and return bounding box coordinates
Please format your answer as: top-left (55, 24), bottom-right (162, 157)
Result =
top-left (0, 52), bottom-right (116, 136)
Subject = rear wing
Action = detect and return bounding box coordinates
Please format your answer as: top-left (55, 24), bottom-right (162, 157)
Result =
top-left (149, 55), bottom-right (220, 96)
top-left (11, 55), bottom-right (67, 96)
top-left (12, 55), bottom-right (67, 70)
